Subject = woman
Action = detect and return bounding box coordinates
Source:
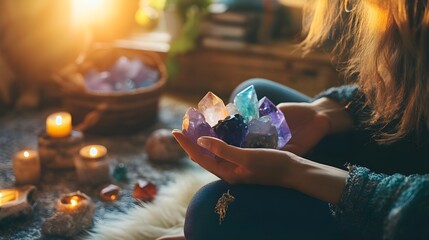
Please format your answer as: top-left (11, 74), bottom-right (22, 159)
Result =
top-left (172, 0), bottom-right (429, 239)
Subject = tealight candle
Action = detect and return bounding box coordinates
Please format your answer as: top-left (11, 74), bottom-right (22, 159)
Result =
top-left (46, 112), bottom-right (72, 138)
top-left (13, 150), bottom-right (40, 185)
top-left (61, 194), bottom-right (84, 212)
top-left (74, 145), bottom-right (110, 185)
top-left (42, 191), bottom-right (95, 236)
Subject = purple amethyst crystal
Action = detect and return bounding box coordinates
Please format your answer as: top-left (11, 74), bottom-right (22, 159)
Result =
top-left (182, 108), bottom-right (216, 154)
top-left (213, 114), bottom-right (248, 147)
top-left (84, 56), bottom-right (159, 92)
top-left (258, 97), bottom-right (292, 149)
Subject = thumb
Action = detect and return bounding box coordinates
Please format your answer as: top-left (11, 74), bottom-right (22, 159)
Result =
top-left (197, 137), bottom-right (247, 165)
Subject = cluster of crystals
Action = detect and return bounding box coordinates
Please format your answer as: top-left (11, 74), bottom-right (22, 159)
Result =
top-left (84, 56), bottom-right (160, 92)
top-left (182, 85), bottom-right (291, 150)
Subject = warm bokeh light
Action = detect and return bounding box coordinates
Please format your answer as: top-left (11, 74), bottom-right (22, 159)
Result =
top-left (71, 0), bottom-right (104, 27)
top-left (147, 0), bottom-right (166, 10)
top-left (23, 151), bottom-right (30, 158)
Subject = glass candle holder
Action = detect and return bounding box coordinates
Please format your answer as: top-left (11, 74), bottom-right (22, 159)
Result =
top-left (74, 145), bottom-right (110, 185)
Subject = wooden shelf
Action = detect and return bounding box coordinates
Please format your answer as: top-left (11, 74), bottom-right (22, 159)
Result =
top-left (171, 41), bottom-right (343, 97)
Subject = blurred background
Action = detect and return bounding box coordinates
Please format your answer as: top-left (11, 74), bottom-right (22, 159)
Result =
top-left (0, 0), bottom-right (340, 115)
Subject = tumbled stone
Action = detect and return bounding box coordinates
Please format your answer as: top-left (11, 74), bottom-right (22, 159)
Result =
top-left (112, 163), bottom-right (127, 182)
top-left (214, 114), bottom-right (248, 147)
top-left (198, 92), bottom-right (228, 127)
top-left (233, 85), bottom-right (259, 123)
top-left (258, 97), bottom-right (292, 149)
top-left (145, 129), bottom-right (185, 163)
top-left (242, 116), bottom-right (278, 148)
top-left (99, 184), bottom-right (120, 202)
top-left (133, 180), bottom-right (157, 202)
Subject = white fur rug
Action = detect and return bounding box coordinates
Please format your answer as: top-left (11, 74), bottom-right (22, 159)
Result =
top-left (87, 170), bottom-right (218, 240)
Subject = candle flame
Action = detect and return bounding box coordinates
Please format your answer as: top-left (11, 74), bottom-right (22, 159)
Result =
top-left (110, 195), bottom-right (117, 200)
top-left (70, 196), bottom-right (80, 207)
top-left (23, 151), bottom-right (30, 158)
top-left (0, 190), bottom-right (18, 206)
top-left (89, 147), bottom-right (98, 157)
top-left (55, 115), bottom-right (63, 125)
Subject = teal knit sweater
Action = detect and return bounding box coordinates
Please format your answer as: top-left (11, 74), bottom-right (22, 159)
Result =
top-left (317, 85), bottom-right (429, 239)
top-left (331, 166), bottom-right (429, 240)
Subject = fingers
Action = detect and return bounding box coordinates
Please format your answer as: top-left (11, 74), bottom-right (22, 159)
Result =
top-left (171, 130), bottom-right (210, 161)
top-left (197, 136), bottom-right (249, 165)
top-left (171, 130), bottom-right (237, 176)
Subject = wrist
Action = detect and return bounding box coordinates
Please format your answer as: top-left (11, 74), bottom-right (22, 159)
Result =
top-left (311, 97), bottom-right (354, 134)
top-left (291, 157), bottom-right (349, 204)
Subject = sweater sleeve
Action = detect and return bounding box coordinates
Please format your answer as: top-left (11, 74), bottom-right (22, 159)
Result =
top-left (314, 85), bottom-right (370, 129)
top-left (330, 166), bottom-right (429, 240)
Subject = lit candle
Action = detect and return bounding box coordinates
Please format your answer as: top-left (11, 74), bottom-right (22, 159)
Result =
top-left (74, 145), bottom-right (110, 185)
top-left (42, 191), bottom-right (95, 236)
top-left (80, 145), bottom-right (107, 160)
top-left (61, 194), bottom-right (84, 212)
top-left (0, 190), bottom-right (18, 206)
top-left (13, 150), bottom-right (41, 185)
top-left (0, 186), bottom-right (37, 221)
top-left (46, 112), bottom-right (72, 138)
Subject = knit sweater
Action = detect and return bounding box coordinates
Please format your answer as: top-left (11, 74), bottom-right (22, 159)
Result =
top-left (331, 166), bottom-right (429, 240)
top-left (316, 85), bottom-right (429, 239)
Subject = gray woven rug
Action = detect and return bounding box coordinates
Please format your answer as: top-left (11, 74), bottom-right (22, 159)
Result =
top-left (0, 95), bottom-right (197, 239)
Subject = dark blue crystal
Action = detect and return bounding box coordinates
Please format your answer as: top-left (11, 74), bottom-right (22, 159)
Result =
top-left (213, 114), bottom-right (248, 147)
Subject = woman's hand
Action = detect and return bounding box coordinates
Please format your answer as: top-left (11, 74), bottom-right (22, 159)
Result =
top-left (278, 97), bottom-right (354, 156)
top-left (172, 130), bottom-right (348, 204)
top-left (172, 130), bottom-right (304, 188)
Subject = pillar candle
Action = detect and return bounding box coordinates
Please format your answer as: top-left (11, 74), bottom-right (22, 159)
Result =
top-left (46, 112), bottom-right (72, 138)
top-left (13, 150), bottom-right (41, 185)
top-left (74, 145), bottom-right (110, 185)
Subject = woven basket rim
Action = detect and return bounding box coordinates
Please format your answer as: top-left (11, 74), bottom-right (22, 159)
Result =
top-left (75, 72), bottom-right (166, 97)
top-left (59, 45), bottom-right (168, 97)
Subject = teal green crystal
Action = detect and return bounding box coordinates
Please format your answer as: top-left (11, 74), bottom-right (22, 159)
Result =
top-left (233, 85), bottom-right (259, 123)
top-left (113, 163), bottom-right (127, 181)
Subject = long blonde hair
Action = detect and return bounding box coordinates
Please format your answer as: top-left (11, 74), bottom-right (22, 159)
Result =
top-left (302, 0), bottom-right (429, 143)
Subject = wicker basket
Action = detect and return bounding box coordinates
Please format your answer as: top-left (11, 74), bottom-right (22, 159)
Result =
top-left (55, 46), bottom-right (167, 135)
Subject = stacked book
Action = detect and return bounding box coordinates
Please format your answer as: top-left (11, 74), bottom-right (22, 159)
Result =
top-left (199, 6), bottom-right (261, 50)
top-left (199, 0), bottom-right (294, 50)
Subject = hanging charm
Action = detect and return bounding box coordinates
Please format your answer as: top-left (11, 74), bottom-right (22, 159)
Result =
top-left (214, 190), bottom-right (235, 224)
